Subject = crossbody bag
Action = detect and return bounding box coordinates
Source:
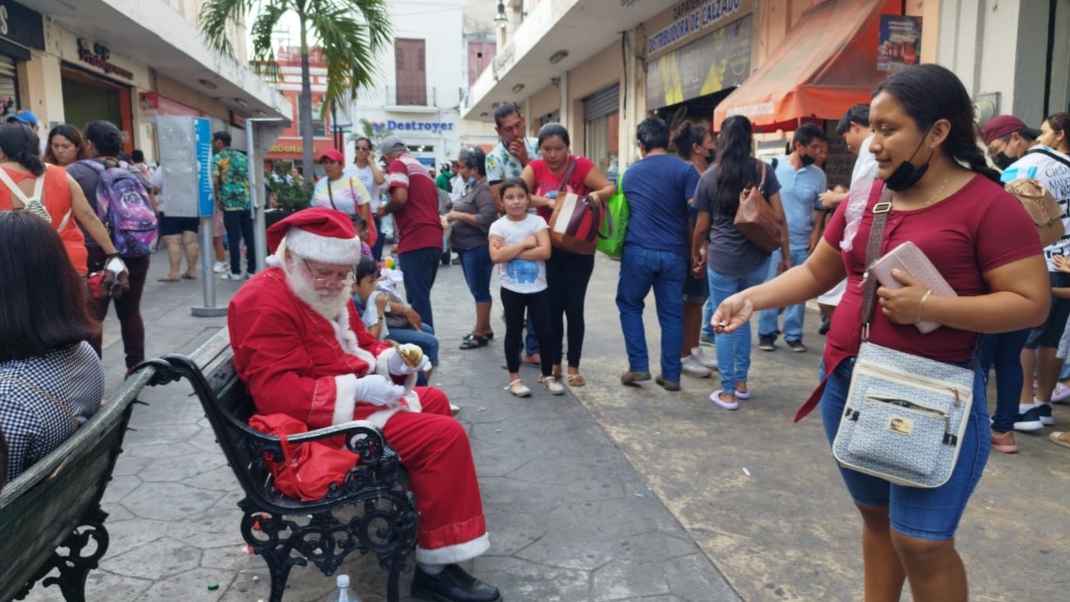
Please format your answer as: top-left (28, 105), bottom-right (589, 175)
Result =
top-left (831, 189), bottom-right (975, 488)
top-left (327, 176), bottom-right (377, 247)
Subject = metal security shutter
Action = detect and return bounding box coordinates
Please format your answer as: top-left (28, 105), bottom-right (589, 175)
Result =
top-left (583, 84), bottom-right (619, 121)
top-left (0, 56), bottom-right (18, 111)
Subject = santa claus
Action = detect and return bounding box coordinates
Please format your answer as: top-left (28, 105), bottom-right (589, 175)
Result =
top-left (228, 208), bottom-right (500, 602)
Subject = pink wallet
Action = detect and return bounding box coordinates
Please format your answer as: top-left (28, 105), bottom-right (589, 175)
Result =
top-left (869, 242), bottom-right (956, 334)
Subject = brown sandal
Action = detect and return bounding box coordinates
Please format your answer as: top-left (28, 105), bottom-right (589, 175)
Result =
top-left (566, 373), bottom-right (586, 387)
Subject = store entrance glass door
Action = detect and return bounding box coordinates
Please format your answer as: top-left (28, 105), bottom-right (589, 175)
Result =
top-left (61, 68), bottom-right (133, 154)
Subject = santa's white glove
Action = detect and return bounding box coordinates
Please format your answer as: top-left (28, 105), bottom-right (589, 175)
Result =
top-left (105, 257), bottom-right (125, 276)
top-left (352, 374), bottom-right (405, 406)
top-left (386, 345), bottom-right (432, 375)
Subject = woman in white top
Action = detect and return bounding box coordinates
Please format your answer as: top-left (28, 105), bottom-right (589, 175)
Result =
top-left (347, 137), bottom-right (386, 258)
top-left (312, 149), bottom-right (373, 244)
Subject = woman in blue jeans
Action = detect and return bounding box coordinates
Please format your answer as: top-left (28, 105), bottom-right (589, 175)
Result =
top-left (690, 115), bottom-right (788, 410)
top-left (446, 148), bottom-right (498, 349)
top-left (980, 328), bottom-right (1033, 452)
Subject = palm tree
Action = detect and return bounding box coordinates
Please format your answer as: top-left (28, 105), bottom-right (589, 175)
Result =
top-left (200, 0), bottom-right (392, 178)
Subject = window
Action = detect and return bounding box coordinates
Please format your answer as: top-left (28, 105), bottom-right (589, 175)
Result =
top-left (394, 39), bottom-right (427, 106)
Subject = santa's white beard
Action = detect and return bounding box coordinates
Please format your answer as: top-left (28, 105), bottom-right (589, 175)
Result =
top-left (283, 261), bottom-right (350, 320)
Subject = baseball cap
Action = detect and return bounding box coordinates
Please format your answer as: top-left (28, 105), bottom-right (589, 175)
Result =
top-left (6, 109), bottom-right (38, 126)
top-left (318, 149), bottom-right (345, 163)
top-left (380, 136), bottom-right (407, 155)
top-left (981, 115), bottom-right (1041, 145)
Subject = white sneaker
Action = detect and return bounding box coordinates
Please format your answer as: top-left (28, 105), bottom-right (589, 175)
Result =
top-left (543, 376), bottom-right (565, 395)
top-left (1052, 382), bottom-right (1070, 404)
top-left (691, 347), bottom-right (718, 370)
top-left (213, 261), bottom-right (227, 273)
top-left (221, 272), bottom-right (243, 280)
top-left (681, 355), bottom-right (712, 378)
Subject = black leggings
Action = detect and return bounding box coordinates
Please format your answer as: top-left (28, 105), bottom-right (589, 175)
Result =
top-left (545, 247), bottom-right (595, 368)
top-left (501, 287), bottom-right (555, 377)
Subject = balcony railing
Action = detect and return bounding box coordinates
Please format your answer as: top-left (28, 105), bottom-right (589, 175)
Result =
top-left (387, 86), bottom-right (436, 107)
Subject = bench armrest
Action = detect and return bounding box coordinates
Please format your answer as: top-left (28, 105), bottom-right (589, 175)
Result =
top-left (286, 420), bottom-right (389, 462)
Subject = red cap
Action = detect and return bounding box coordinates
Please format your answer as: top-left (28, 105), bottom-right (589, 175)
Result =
top-left (267, 207), bottom-right (361, 264)
top-left (981, 115), bottom-right (1041, 145)
top-left (318, 149), bottom-right (345, 163)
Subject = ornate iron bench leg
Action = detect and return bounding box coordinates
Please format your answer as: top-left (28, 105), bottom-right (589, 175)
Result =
top-left (385, 551), bottom-right (405, 602)
top-left (35, 507), bottom-right (110, 602)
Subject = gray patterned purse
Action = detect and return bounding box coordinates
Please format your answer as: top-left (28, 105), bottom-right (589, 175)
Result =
top-left (831, 196), bottom-right (975, 488)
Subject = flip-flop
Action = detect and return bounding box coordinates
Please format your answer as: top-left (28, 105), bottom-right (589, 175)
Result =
top-left (158, 275), bottom-right (181, 282)
top-left (1050, 431), bottom-right (1070, 449)
top-left (710, 390), bottom-right (739, 411)
top-left (182, 273), bottom-right (197, 279)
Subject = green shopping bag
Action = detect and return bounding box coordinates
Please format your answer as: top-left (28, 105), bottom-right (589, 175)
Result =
top-left (596, 170), bottom-right (628, 259)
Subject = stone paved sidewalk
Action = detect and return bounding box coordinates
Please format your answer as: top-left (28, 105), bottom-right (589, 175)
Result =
top-left (22, 250), bottom-right (740, 602)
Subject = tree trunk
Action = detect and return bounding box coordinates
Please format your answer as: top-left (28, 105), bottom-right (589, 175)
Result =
top-left (299, 18), bottom-right (315, 180)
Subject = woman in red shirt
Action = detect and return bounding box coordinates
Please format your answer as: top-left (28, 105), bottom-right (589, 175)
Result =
top-left (713, 64), bottom-right (1049, 602)
top-left (521, 123), bottom-right (616, 386)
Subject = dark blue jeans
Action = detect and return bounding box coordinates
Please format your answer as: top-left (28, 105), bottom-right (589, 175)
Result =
top-left (616, 245), bottom-right (688, 382)
top-left (223, 209), bottom-right (255, 275)
top-left (398, 246), bottom-right (440, 330)
top-left (371, 215), bottom-right (386, 260)
top-left (980, 328), bottom-right (1032, 433)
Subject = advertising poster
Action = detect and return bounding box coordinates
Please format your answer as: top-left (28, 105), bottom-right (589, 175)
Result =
top-left (877, 15), bottom-right (921, 72)
top-left (646, 14), bottom-right (752, 110)
top-left (195, 117), bottom-right (215, 217)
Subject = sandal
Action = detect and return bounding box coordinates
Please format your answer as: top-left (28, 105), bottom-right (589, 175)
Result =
top-left (506, 379), bottom-right (531, 397)
top-left (537, 372), bottom-right (562, 383)
top-left (181, 272), bottom-right (197, 279)
top-left (459, 333), bottom-right (489, 350)
top-left (566, 373), bottom-right (586, 387)
top-left (158, 275), bottom-right (181, 282)
top-left (1051, 431), bottom-right (1070, 449)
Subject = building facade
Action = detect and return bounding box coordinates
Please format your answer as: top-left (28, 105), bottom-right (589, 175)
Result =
top-left (262, 46), bottom-right (335, 168)
top-left (5, 0), bottom-right (289, 162)
top-left (462, 0), bottom-right (1069, 175)
top-left (348, 0), bottom-right (498, 169)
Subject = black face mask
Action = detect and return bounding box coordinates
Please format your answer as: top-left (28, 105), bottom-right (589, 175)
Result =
top-left (884, 132), bottom-right (934, 192)
top-left (799, 152), bottom-right (816, 167)
top-left (993, 152), bottom-right (1014, 170)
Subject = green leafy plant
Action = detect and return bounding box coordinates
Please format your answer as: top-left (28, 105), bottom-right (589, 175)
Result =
top-left (200, 0), bottom-right (392, 178)
top-left (266, 164), bottom-right (313, 211)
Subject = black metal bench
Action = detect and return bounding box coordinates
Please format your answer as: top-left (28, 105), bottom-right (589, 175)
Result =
top-left (139, 329), bottom-right (417, 602)
top-left (0, 361), bottom-right (154, 602)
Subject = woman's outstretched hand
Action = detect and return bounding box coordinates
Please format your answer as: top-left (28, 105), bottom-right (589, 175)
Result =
top-left (711, 293), bottom-right (753, 334)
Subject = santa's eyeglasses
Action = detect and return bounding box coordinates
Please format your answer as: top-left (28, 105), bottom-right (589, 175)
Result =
top-left (302, 258), bottom-right (354, 288)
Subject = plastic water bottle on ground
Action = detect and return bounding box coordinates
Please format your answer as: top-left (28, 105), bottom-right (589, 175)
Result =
top-left (326, 574), bottom-right (361, 602)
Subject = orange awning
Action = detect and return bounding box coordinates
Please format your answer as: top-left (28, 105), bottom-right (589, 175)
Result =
top-left (714, 0), bottom-right (901, 131)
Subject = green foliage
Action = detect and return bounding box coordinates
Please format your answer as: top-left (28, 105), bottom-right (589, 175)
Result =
top-left (347, 118), bottom-right (394, 151)
top-left (199, 0), bottom-right (392, 178)
top-left (266, 169), bottom-right (313, 212)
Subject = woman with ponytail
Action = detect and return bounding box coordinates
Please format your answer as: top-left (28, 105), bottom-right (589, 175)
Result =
top-left (0, 123), bottom-right (121, 275)
top-left (711, 64), bottom-right (1049, 601)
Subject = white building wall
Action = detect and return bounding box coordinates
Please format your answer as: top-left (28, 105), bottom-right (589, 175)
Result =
top-left (350, 0), bottom-right (495, 166)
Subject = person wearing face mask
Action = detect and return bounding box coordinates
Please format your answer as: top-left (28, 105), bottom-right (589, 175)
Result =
top-left (981, 114), bottom-right (1070, 443)
top-left (756, 123), bottom-right (828, 354)
top-left (712, 63), bottom-right (1049, 602)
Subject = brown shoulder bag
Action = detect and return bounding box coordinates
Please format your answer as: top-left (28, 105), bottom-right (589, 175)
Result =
top-left (733, 161), bottom-right (782, 252)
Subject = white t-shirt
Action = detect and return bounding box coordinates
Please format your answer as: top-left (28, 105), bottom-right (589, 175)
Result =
top-left (360, 290), bottom-right (389, 340)
top-left (851, 134), bottom-right (878, 186)
top-left (346, 164), bottom-right (380, 213)
top-left (488, 213), bottom-right (548, 294)
top-left (1001, 146), bottom-right (1070, 270)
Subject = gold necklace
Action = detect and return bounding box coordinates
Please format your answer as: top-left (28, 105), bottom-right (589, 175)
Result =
top-left (925, 175), bottom-right (951, 206)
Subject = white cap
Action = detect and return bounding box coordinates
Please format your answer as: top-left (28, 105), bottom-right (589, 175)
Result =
top-left (337, 574), bottom-right (350, 588)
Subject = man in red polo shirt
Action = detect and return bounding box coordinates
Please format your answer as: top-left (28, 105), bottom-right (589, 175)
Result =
top-left (380, 136), bottom-right (445, 329)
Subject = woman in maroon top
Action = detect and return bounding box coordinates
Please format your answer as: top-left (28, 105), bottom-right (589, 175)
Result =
top-left (713, 65), bottom-right (1049, 602)
top-left (521, 123), bottom-right (615, 385)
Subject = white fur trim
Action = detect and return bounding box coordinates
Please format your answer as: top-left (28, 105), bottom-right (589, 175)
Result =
top-left (376, 349), bottom-right (421, 411)
top-left (365, 406), bottom-right (405, 429)
top-left (287, 227), bottom-right (362, 265)
top-left (416, 533), bottom-right (490, 565)
top-left (266, 254), bottom-right (281, 268)
top-left (331, 374), bottom-right (359, 426)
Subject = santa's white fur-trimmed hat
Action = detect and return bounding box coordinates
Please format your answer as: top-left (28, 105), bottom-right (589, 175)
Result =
top-left (267, 207), bottom-right (362, 265)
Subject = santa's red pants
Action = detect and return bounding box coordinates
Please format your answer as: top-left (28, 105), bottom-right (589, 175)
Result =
top-left (381, 387), bottom-right (489, 563)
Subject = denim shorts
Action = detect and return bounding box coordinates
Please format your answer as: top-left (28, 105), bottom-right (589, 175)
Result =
top-left (682, 272), bottom-right (709, 304)
top-left (818, 357), bottom-right (990, 541)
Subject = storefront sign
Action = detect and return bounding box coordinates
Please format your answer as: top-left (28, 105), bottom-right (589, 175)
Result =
top-left (0, 1), bottom-right (44, 51)
top-left (646, 15), bottom-right (752, 110)
top-left (647, 0), bottom-right (750, 56)
top-left (877, 15), bottom-right (921, 72)
top-left (77, 38), bottom-right (134, 80)
top-left (370, 120), bottom-right (454, 133)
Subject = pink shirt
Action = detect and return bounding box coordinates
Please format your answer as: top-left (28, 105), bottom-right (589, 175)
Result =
top-left (528, 155), bottom-right (594, 222)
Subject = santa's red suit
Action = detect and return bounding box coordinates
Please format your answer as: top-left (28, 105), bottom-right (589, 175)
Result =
top-left (228, 213), bottom-right (489, 565)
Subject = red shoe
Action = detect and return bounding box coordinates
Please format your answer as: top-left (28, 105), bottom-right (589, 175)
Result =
top-left (991, 429), bottom-right (1018, 454)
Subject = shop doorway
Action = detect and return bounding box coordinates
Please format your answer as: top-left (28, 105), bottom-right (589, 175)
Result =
top-left (60, 67), bottom-right (134, 155)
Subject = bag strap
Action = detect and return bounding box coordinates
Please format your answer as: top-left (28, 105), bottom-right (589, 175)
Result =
top-left (859, 186), bottom-right (893, 340)
top-left (0, 376), bottom-right (79, 426)
top-left (326, 178), bottom-right (338, 211)
top-left (1029, 147), bottom-right (1070, 170)
top-left (558, 157), bottom-right (578, 193)
top-left (0, 167), bottom-right (50, 222)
